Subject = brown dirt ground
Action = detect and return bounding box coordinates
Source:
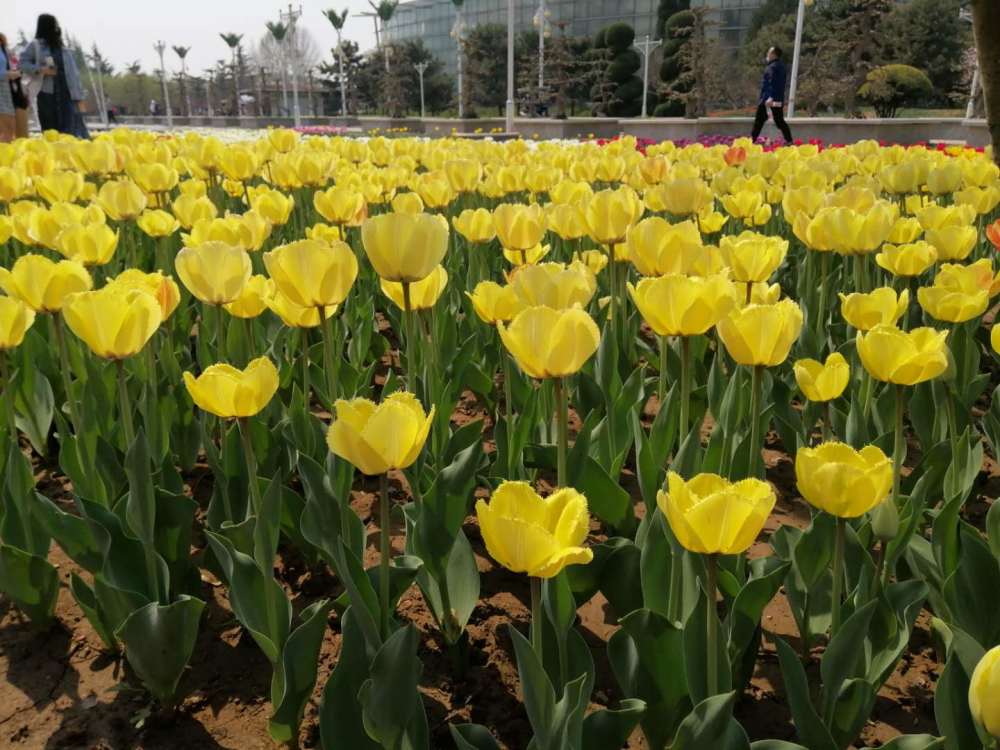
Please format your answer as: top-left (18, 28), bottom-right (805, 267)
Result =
top-left (0, 389), bottom-right (989, 750)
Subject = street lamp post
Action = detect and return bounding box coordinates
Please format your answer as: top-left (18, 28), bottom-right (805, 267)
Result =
top-left (534, 0), bottom-right (547, 90)
top-left (281, 3), bottom-right (303, 127)
top-left (505, 0), bottom-right (514, 133)
top-left (153, 40), bottom-right (174, 128)
top-left (415, 62), bottom-right (429, 119)
top-left (787, 0), bottom-right (807, 118)
top-left (635, 35), bottom-right (661, 118)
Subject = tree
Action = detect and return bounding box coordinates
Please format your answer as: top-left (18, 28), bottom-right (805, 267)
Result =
top-left (265, 21), bottom-right (290, 116)
top-left (655, 9), bottom-right (694, 116)
top-left (220, 33), bottom-right (244, 115)
top-left (858, 64), bottom-right (934, 117)
top-left (747, 0), bottom-right (798, 41)
top-left (657, 7), bottom-right (711, 117)
top-left (599, 22), bottom-right (643, 117)
top-left (369, 0), bottom-right (399, 71)
top-left (173, 46), bottom-right (192, 116)
top-left (971, 0), bottom-right (1000, 164)
top-left (322, 8), bottom-right (351, 115)
top-left (318, 39), bottom-right (365, 113)
top-left (464, 24), bottom-right (509, 115)
top-left (883, 0), bottom-right (969, 104)
top-left (656, 0), bottom-right (689, 38)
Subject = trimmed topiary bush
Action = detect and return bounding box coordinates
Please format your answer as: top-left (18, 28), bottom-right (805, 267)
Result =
top-left (858, 64), bottom-right (934, 118)
top-left (596, 21), bottom-right (643, 117)
top-left (607, 50), bottom-right (642, 83)
top-left (593, 28), bottom-right (608, 49)
top-left (604, 22), bottom-right (636, 50)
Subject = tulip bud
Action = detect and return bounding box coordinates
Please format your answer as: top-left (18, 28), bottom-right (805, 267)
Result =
top-left (870, 499), bottom-right (899, 542)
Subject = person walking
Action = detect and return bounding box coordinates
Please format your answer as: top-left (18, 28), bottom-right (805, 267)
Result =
top-left (1, 35), bottom-right (30, 140)
top-left (0, 33), bottom-right (27, 142)
top-left (19, 14), bottom-right (89, 138)
top-left (751, 46), bottom-right (793, 145)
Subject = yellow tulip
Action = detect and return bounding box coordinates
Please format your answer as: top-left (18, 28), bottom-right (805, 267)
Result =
top-left (499, 306), bottom-right (601, 379)
top-left (265, 287), bottom-right (336, 328)
top-left (657, 472), bottom-right (775, 555)
top-left (264, 239), bottom-right (358, 309)
top-left (0, 254), bottom-right (93, 312)
top-left (746, 281), bottom-right (781, 305)
top-left (781, 186), bottom-right (826, 223)
top-left (137, 209), bottom-right (181, 238)
top-left (326, 391), bottom-right (434, 475)
top-left (502, 242), bottom-right (552, 266)
top-left (856, 325), bottom-right (948, 385)
top-left (573, 249), bottom-right (608, 276)
top-left (466, 281), bottom-right (525, 325)
top-left (70, 140), bottom-right (118, 176)
top-left (626, 217), bottom-right (703, 277)
top-left (839, 287), bottom-right (909, 331)
top-left (362, 212), bottom-right (449, 283)
top-left (35, 170), bottom-right (85, 204)
top-left (247, 186), bottom-right (294, 226)
top-left (63, 286), bottom-right (162, 359)
top-left (719, 232), bottom-right (788, 283)
top-left (549, 179), bottom-right (593, 206)
top-left (926, 162), bottom-right (963, 195)
top-left (915, 203), bottom-right (976, 231)
top-left (583, 186), bottom-right (644, 244)
top-left (0, 216), bottom-right (11, 246)
top-left (875, 242), bottom-right (937, 277)
top-left (0, 296), bottom-right (36, 350)
top-left (545, 203), bottom-right (588, 241)
top-left (106, 269), bottom-right (181, 320)
top-left (57, 223), bottom-right (119, 266)
top-left (936, 259), bottom-right (1000, 298)
top-left (391, 192), bottom-right (425, 215)
top-left (954, 186), bottom-right (1000, 215)
top-left (887, 217), bottom-right (923, 244)
top-left (444, 159), bottom-right (483, 193)
top-left (720, 190), bottom-right (763, 220)
top-left (453, 208), bottom-right (496, 244)
top-left (0, 167), bottom-right (28, 202)
top-left (493, 203), bottom-right (547, 251)
top-left (643, 178), bottom-right (713, 216)
top-left (314, 185), bottom-right (366, 226)
top-left (171, 194), bottom-right (218, 229)
top-left (129, 162), bottom-right (179, 194)
top-left (879, 161), bottom-right (923, 194)
top-left (697, 210), bottom-right (728, 234)
top-left (305, 222), bottom-right (343, 244)
top-left (628, 274), bottom-right (738, 336)
top-left (509, 262), bottom-right (596, 310)
top-left (96, 179), bottom-right (148, 221)
top-left (795, 442), bottom-right (893, 518)
top-left (236, 210), bottom-right (273, 252)
top-left (793, 352), bottom-right (849, 402)
top-left (219, 145), bottom-right (259, 183)
top-left (970, 646), bottom-right (1000, 740)
top-left (475, 481), bottom-right (593, 578)
top-left (917, 266), bottom-right (990, 323)
top-left (183, 216), bottom-right (244, 248)
top-left (381, 265), bottom-right (448, 311)
top-left (925, 225), bottom-right (978, 262)
top-left (183, 357), bottom-right (279, 418)
top-left (993, 324), bottom-right (1000, 355)
top-left (412, 172), bottom-right (456, 209)
top-left (267, 128), bottom-right (299, 153)
top-left (175, 241), bottom-right (252, 305)
top-left (717, 299), bottom-right (803, 367)
top-left (224, 275), bottom-right (273, 319)
top-left (638, 155), bottom-right (670, 185)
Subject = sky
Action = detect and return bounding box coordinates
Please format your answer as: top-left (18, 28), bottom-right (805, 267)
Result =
top-left (4, 0), bottom-right (380, 74)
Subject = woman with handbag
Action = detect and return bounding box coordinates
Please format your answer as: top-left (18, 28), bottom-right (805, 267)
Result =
top-left (0, 33), bottom-right (23, 142)
top-left (19, 14), bottom-right (89, 139)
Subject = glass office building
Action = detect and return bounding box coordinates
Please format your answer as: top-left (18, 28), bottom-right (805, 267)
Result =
top-left (382, 0), bottom-right (767, 76)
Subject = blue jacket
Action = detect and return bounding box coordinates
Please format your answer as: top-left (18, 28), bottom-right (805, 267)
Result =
top-left (19, 38), bottom-right (85, 101)
top-left (759, 59), bottom-right (786, 104)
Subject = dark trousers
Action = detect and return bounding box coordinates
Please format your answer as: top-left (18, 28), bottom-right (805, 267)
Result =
top-left (751, 102), bottom-right (792, 143)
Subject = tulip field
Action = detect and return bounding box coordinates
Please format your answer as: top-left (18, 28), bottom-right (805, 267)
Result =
top-left (3, 128), bottom-right (1000, 750)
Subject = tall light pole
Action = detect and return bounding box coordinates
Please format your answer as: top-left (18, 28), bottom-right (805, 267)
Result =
top-left (505, 0), bottom-right (514, 133)
top-left (450, 4), bottom-right (465, 118)
top-left (636, 35), bottom-right (660, 118)
top-left (533, 0), bottom-right (548, 90)
top-left (415, 61), bottom-right (429, 118)
top-left (787, 0), bottom-right (809, 118)
top-left (153, 40), bottom-right (174, 127)
top-left (281, 3), bottom-right (304, 127)
top-left (205, 73), bottom-right (215, 117)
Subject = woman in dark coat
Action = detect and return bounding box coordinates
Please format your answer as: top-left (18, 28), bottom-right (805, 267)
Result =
top-left (20, 14), bottom-right (89, 138)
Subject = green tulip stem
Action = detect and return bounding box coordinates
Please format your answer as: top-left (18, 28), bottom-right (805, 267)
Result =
top-left (53, 314), bottom-right (84, 443)
top-left (605, 244), bottom-right (621, 355)
top-left (210, 303), bottom-right (225, 364)
top-left (0, 353), bottom-right (17, 438)
top-left (749, 365), bottom-right (764, 479)
top-left (379, 472), bottom-right (392, 640)
top-left (402, 282), bottom-right (416, 392)
top-left (658, 336), bottom-right (668, 407)
top-left (530, 576), bottom-right (543, 663)
top-left (501, 343), bottom-right (517, 479)
top-left (815, 252), bottom-right (830, 342)
top-left (237, 417), bottom-right (262, 521)
top-left (115, 360), bottom-right (135, 447)
top-left (320, 306), bottom-right (339, 404)
top-left (243, 317), bottom-right (256, 363)
top-left (301, 328), bottom-right (311, 410)
top-left (853, 256), bottom-right (865, 295)
top-left (822, 401), bottom-right (833, 444)
top-left (155, 235), bottom-right (170, 274)
top-left (144, 340), bottom-right (157, 434)
top-left (891, 384), bottom-right (905, 509)
top-left (705, 554), bottom-right (719, 697)
top-left (830, 516), bottom-right (846, 638)
top-left (680, 337), bottom-right (692, 439)
top-left (744, 282), bottom-right (752, 306)
top-left (555, 377), bottom-right (568, 487)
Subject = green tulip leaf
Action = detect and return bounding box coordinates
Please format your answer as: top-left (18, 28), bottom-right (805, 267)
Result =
top-left (773, 637), bottom-right (837, 750)
top-left (0, 543), bottom-right (59, 623)
top-left (318, 608), bottom-right (380, 750)
top-left (449, 723), bottom-right (502, 750)
top-left (69, 572), bottom-right (118, 652)
top-left (666, 692), bottom-right (749, 750)
top-left (359, 624), bottom-right (428, 750)
top-left (863, 736), bottom-right (946, 750)
top-left (581, 699), bottom-right (646, 750)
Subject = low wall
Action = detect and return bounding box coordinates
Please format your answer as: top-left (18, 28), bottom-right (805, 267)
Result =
top-left (111, 114), bottom-right (992, 147)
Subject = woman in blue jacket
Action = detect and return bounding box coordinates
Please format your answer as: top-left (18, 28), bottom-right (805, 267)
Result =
top-left (20, 13), bottom-right (89, 138)
top-left (751, 46), bottom-right (792, 145)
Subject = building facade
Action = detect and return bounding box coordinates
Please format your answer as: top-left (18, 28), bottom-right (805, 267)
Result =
top-left (382, 0), bottom-right (767, 76)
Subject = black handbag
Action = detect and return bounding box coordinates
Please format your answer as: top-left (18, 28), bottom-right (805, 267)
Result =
top-left (11, 79), bottom-right (28, 110)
